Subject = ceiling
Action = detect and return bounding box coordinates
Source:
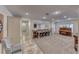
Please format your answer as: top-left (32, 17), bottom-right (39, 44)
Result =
top-left (5, 5), bottom-right (79, 21)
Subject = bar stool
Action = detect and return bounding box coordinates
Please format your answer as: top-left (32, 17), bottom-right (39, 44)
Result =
top-left (33, 31), bottom-right (38, 38)
top-left (42, 32), bottom-right (45, 37)
top-left (73, 35), bottom-right (78, 53)
top-left (48, 31), bottom-right (50, 36)
top-left (40, 33), bottom-right (42, 37)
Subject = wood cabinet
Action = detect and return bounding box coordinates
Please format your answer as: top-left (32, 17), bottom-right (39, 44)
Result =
top-left (59, 27), bottom-right (72, 36)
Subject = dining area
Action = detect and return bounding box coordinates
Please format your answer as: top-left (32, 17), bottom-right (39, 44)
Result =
top-left (32, 29), bottom-right (51, 38)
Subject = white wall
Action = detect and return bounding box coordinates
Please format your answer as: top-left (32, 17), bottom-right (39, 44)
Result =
top-left (7, 17), bottom-right (21, 45)
top-left (31, 20), bottom-right (51, 30)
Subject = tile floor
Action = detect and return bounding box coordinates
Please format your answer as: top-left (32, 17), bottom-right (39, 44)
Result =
top-left (0, 34), bottom-right (77, 54)
top-left (33, 34), bottom-right (76, 54)
top-left (22, 39), bottom-right (43, 54)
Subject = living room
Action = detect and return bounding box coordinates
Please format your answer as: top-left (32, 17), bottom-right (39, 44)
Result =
top-left (0, 5), bottom-right (79, 54)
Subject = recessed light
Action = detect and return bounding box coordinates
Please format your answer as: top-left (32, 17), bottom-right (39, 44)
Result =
top-left (67, 18), bottom-right (72, 20)
top-left (25, 12), bottom-right (29, 15)
top-left (52, 11), bottom-right (61, 15)
top-left (42, 16), bottom-right (47, 19)
top-left (52, 18), bottom-right (55, 20)
top-left (64, 16), bottom-right (67, 18)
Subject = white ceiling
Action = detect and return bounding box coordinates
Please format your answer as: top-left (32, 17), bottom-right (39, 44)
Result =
top-left (5, 5), bottom-right (79, 21)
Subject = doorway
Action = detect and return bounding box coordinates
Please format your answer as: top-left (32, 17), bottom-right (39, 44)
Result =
top-left (20, 19), bottom-right (30, 44)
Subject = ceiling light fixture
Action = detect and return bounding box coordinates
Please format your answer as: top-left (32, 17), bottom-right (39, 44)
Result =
top-left (52, 18), bottom-right (55, 20)
top-left (63, 16), bottom-right (67, 18)
top-left (67, 18), bottom-right (72, 20)
top-left (42, 16), bottom-right (47, 19)
top-left (25, 12), bottom-right (29, 15)
top-left (52, 11), bottom-right (61, 15)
